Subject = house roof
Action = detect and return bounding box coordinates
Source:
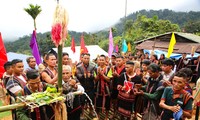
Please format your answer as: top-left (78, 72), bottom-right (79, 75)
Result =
top-left (135, 32), bottom-right (200, 54)
top-left (134, 32), bottom-right (200, 44)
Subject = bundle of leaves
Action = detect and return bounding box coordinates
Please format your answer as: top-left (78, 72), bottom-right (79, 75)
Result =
top-left (24, 87), bottom-right (65, 106)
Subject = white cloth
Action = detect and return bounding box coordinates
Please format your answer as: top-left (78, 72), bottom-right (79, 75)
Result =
top-left (9, 85), bottom-right (22, 94)
top-left (17, 75), bottom-right (27, 84)
top-left (162, 70), bottom-right (174, 81)
top-left (77, 84), bottom-right (85, 93)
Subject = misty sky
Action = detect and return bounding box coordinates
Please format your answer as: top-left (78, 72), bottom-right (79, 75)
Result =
top-left (0, 0), bottom-right (200, 41)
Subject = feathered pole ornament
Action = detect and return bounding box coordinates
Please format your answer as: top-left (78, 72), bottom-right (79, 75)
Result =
top-left (51, 4), bottom-right (69, 47)
top-left (51, 2), bottom-right (69, 93)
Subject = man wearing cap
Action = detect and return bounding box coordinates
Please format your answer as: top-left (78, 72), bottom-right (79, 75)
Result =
top-left (159, 71), bottom-right (193, 120)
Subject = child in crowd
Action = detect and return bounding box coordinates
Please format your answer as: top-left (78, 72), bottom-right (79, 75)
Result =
top-left (179, 68), bottom-right (193, 95)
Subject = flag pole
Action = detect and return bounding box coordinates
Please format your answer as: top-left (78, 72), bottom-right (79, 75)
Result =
top-left (121, 0), bottom-right (127, 55)
top-left (123, 0), bottom-right (127, 38)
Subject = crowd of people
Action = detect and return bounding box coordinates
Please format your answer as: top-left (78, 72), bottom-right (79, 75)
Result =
top-left (0, 50), bottom-right (200, 120)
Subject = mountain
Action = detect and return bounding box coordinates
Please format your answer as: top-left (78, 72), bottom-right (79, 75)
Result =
top-left (4, 9), bottom-right (200, 54)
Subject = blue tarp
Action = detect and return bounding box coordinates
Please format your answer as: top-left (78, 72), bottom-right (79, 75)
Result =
top-left (143, 49), bottom-right (200, 60)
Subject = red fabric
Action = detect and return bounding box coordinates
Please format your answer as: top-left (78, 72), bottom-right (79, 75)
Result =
top-left (116, 65), bottom-right (124, 74)
top-left (71, 36), bottom-right (76, 53)
top-left (123, 81), bottom-right (134, 92)
top-left (100, 67), bottom-right (107, 94)
top-left (80, 34), bottom-right (88, 55)
top-left (0, 32), bottom-right (8, 78)
top-left (34, 107), bottom-right (41, 120)
top-left (197, 102), bottom-right (200, 106)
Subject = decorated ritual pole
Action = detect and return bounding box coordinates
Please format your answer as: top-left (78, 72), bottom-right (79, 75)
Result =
top-left (0, 0), bottom-right (70, 113)
top-left (51, 0), bottom-right (69, 92)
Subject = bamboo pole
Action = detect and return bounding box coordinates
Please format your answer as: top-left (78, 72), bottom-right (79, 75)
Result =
top-left (57, 44), bottom-right (63, 93)
top-left (0, 103), bottom-right (26, 113)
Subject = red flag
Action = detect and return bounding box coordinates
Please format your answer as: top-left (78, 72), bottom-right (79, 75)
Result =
top-left (80, 34), bottom-right (88, 55)
top-left (0, 32), bottom-right (8, 78)
top-left (71, 36), bottom-right (76, 53)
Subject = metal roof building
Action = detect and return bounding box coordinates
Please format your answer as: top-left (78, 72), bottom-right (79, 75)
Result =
top-left (135, 32), bottom-right (200, 54)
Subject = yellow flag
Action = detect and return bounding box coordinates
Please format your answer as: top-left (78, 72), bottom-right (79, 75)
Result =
top-left (107, 68), bottom-right (113, 78)
top-left (167, 33), bottom-right (176, 58)
top-left (128, 42), bottom-right (131, 52)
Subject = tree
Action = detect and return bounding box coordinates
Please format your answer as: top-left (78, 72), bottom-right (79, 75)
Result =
top-left (184, 21), bottom-right (200, 34)
top-left (24, 4), bottom-right (42, 30)
top-left (121, 15), bottom-right (180, 53)
top-left (124, 14), bottom-right (180, 41)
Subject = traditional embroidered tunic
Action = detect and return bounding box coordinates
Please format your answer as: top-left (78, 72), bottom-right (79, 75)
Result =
top-left (41, 67), bottom-right (57, 83)
top-left (76, 63), bottom-right (96, 105)
top-left (6, 74), bottom-right (27, 97)
top-left (95, 66), bottom-right (111, 112)
top-left (117, 72), bottom-right (142, 117)
top-left (111, 65), bottom-right (126, 99)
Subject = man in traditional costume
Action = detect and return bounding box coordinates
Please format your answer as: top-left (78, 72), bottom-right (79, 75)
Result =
top-left (159, 71), bottom-right (193, 120)
top-left (110, 55), bottom-right (126, 118)
top-left (22, 69), bottom-right (54, 120)
top-left (135, 63), bottom-right (164, 120)
top-left (117, 61), bottom-right (142, 119)
top-left (62, 65), bottom-right (84, 120)
top-left (94, 55), bottom-right (112, 120)
top-left (6, 59), bottom-right (27, 97)
top-left (41, 53), bottom-right (58, 85)
top-left (75, 53), bottom-right (96, 118)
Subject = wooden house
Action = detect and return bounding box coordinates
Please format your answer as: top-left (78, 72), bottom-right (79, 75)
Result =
top-left (135, 32), bottom-right (200, 54)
